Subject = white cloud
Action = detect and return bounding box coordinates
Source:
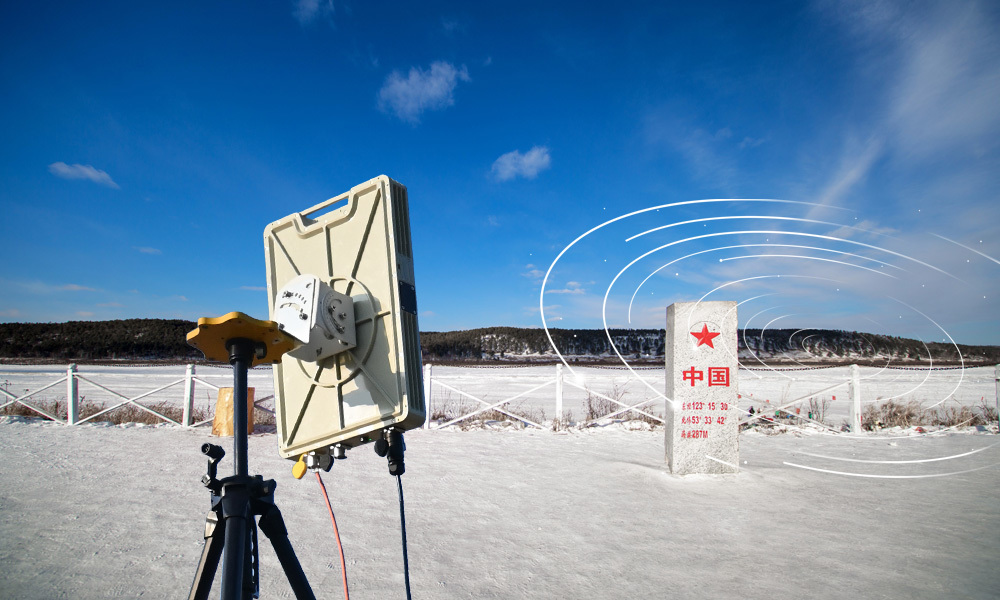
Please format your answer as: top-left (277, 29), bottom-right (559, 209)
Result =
top-left (0, 309), bottom-right (20, 317)
top-left (134, 246), bottom-right (162, 255)
top-left (377, 61), bottom-right (470, 124)
top-left (827, 219), bottom-right (897, 239)
top-left (48, 162), bottom-right (120, 189)
top-left (547, 281), bottom-right (586, 295)
top-left (241, 286), bottom-right (267, 291)
top-left (491, 146), bottom-right (552, 181)
top-left (61, 284), bottom-right (96, 291)
top-left (522, 264), bottom-right (544, 280)
top-left (642, 116), bottom-right (740, 191)
top-left (97, 302), bottom-right (123, 307)
top-left (293, 0), bottom-right (334, 25)
top-left (798, 0), bottom-right (1000, 243)
top-left (547, 288), bottom-right (585, 295)
top-left (441, 17), bottom-right (466, 35)
top-left (886, 3), bottom-right (1000, 159)
top-left (808, 136), bottom-right (884, 216)
top-left (738, 136), bottom-right (767, 150)
top-left (820, 0), bottom-right (1000, 161)
top-left (76, 311), bottom-right (95, 318)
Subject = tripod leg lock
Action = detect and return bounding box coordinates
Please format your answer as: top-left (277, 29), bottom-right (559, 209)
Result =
top-left (257, 505), bottom-right (289, 539)
top-left (202, 511), bottom-right (221, 539)
top-left (220, 484), bottom-right (252, 520)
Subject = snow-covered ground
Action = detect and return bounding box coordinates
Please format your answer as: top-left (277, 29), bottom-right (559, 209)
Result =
top-left (1, 364), bottom-right (997, 597)
top-left (0, 417), bottom-right (998, 599)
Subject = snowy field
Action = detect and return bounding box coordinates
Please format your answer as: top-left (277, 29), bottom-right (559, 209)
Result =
top-left (0, 417), bottom-right (998, 599)
top-left (1, 364), bottom-right (998, 597)
top-left (1, 363), bottom-right (996, 428)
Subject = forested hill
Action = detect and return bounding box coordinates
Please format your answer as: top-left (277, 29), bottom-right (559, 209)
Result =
top-left (0, 320), bottom-right (202, 361)
top-left (420, 326), bottom-right (1000, 364)
top-left (1, 320), bottom-right (998, 365)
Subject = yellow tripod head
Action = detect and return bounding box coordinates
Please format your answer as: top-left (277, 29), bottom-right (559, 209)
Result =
top-left (186, 311), bottom-right (298, 367)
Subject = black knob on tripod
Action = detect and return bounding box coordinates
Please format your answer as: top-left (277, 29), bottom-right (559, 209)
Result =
top-left (202, 444), bottom-right (226, 461)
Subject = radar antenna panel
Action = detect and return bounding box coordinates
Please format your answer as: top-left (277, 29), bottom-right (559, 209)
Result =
top-left (264, 175), bottom-right (424, 459)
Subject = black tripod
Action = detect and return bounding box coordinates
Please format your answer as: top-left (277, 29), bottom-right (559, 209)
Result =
top-left (186, 317), bottom-right (315, 600)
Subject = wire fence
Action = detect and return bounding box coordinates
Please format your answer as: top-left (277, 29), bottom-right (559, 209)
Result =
top-left (0, 364), bottom-right (274, 427)
top-left (1, 363), bottom-right (997, 433)
top-left (422, 363), bottom-right (1000, 432)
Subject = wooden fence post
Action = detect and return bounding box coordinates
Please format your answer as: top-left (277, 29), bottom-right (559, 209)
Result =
top-left (183, 364), bottom-right (196, 427)
top-left (849, 364), bottom-right (862, 433)
top-left (66, 364), bottom-right (78, 425)
top-left (555, 363), bottom-right (563, 427)
top-left (423, 363), bottom-right (432, 429)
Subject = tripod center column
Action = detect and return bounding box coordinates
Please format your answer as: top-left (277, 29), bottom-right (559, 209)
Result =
top-left (227, 338), bottom-right (257, 477)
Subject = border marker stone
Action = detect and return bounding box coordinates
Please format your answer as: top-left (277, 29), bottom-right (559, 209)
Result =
top-left (665, 301), bottom-right (739, 474)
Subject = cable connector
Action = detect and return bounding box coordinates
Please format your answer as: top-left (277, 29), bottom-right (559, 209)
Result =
top-left (373, 429), bottom-right (405, 476)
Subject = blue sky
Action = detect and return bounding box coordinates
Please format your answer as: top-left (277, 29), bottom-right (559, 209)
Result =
top-left (1, 1), bottom-right (998, 345)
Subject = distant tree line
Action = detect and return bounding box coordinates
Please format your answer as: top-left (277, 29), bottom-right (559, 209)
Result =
top-left (0, 320), bottom-right (997, 364)
top-left (420, 327), bottom-right (665, 360)
top-left (739, 329), bottom-right (998, 363)
top-left (0, 320), bottom-right (202, 360)
top-left (421, 327), bottom-right (1000, 364)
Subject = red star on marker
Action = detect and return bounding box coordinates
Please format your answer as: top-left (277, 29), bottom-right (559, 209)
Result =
top-left (690, 324), bottom-right (721, 348)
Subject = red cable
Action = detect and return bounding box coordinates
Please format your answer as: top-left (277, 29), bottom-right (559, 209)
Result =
top-left (316, 471), bottom-right (350, 600)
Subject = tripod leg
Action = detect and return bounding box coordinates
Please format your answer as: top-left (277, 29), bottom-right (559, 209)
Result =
top-left (258, 504), bottom-right (316, 600)
top-left (189, 510), bottom-right (225, 600)
top-left (220, 486), bottom-right (251, 600)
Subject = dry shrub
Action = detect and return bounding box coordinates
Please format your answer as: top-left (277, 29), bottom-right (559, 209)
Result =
top-left (584, 385), bottom-right (662, 427)
top-left (741, 416), bottom-right (778, 432)
top-left (932, 404), bottom-right (988, 428)
top-left (808, 397), bottom-right (831, 422)
top-left (1, 397), bottom-right (209, 425)
top-left (474, 401), bottom-right (545, 427)
top-left (862, 398), bottom-right (997, 430)
top-left (862, 399), bottom-right (925, 430)
top-left (551, 409), bottom-right (574, 431)
top-left (429, 395), bottom-right (546, 429)
top-left (428, 390), bottom-right (457, 422)
top-left (253, 407), bottom-right (276, 425)
top-left (1, 398), bottom-right (68, 420)
top-left (584, 393), bottom-right (619, 421)
top-left (977, 400), bottom-right (998, 424)
top-left (252, 406), bottom-right (276, 432)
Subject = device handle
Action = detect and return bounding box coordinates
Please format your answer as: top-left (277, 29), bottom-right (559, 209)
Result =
top-left (299, 193), bottom-right (352, 228)
top-left (278, 176), bottom-right (388, 236)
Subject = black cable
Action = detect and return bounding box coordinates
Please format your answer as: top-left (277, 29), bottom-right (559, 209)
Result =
top-left (396, 474), bottom-right (412, 600)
